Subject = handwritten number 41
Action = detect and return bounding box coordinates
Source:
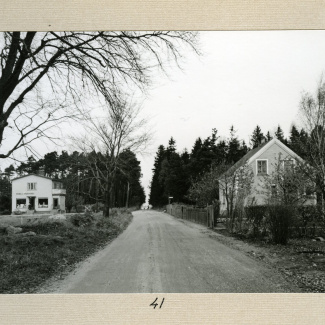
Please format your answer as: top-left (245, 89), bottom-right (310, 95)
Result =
top-left (150, 297), bottom-right (165, 309)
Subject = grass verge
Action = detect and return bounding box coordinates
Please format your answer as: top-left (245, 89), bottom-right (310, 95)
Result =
top-left (0, 209), bottom-right (133, 294)
top-left (214, 227), bottom-right (325, 292)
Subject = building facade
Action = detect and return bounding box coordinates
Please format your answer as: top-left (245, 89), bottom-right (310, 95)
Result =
top-left (12, 174), bottom-right (66, 213)
top-left (219, 138), bottom-right (316, 214)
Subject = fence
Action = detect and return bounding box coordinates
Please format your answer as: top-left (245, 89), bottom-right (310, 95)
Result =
top-left (166, 204), bottom-right (215, 228)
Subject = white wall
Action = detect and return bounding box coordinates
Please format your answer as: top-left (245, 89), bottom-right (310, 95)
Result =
top-left (12, 175), bottom-right (53, 212)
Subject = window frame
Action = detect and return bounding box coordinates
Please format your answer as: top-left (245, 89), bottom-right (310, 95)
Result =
top-left (256, 159), bottom-right (268, 175)
top-left (281, 158), bottom-right (295, 173)
top-left (38, 197), bottom-right (49, 208)
top-left (16, 198), bottom-right (26, 208)
top-left (27, 182), bottom-right (37, 190)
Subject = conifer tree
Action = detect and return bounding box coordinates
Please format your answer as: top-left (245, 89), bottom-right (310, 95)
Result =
top-left (274, 125), bottom-right (287, 144)
top-left (266, 131), bottom-right (273, 142)
top-left (250, 125), bottom-right (266, 149)
top-left (226, 126), bottom-right (242, 164)
top-left (149, 145), bottom-right (166, 207)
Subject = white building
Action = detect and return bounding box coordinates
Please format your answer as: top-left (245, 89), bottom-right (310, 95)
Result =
top-left (12, 174), bottom-right (66, 213)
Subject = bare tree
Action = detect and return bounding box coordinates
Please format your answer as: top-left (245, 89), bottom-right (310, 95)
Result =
top-left (72, 98), bottom-right (150, 217)
top-left (0, 31), bottom-right (199, 159)
top-left (260, 158), bottom-right (315, 206)
top-left (299, 77), bottom-right (325, 211)
top-left (218, 162), bottom-right (254, 232)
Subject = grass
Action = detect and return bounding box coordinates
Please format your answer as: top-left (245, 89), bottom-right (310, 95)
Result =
top-left (0, 209), bottom-right (133, 294)
top-left (214, 227), bottom-right (325, 292)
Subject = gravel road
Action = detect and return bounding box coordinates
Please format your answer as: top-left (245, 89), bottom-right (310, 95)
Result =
top-left (41, 210), bottom-right (297, 293)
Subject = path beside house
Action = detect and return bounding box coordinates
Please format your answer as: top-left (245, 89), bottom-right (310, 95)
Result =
top-left (38, 210), bottom-right (298, 293)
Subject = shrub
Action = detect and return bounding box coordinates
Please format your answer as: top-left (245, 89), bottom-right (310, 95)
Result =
top-left (92, 203), bottom-right (105, 212)
top-left (266, 204), bottom-right (294, 245)
top-left (0, 210), bottom-right (11, 215)
top-left (76, 205), bottom-right (86, 213)
top-left (297, 205), bottom-right (318, 226)
top-left (245, 205), bottom-right (268, 238)
top-left (70, 211), bottom-right (94, 227)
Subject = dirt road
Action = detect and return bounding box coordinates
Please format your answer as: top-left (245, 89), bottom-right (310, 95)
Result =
top-left (41, 210), bottom-right (297, 293)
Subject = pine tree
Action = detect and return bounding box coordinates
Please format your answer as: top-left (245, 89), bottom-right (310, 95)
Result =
top-left (266, 131), bottom-right (273, 142)
top-left (250, 125), bottom-right (266, 149)
top-left (226, 126), bottom-right (242, 164)
top-left (149, 145), bottom-right (167, 207)
top-left (274, 125), bottom-right (287, 144)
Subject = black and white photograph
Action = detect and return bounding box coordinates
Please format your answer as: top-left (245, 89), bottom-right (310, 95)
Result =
top-left (2, 30), bottom-right (325, 295)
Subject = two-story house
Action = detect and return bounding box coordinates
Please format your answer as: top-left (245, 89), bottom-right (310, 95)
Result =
top-left (12, 173), bottom-right (66, 213)
top-left (219, 137), bottom-right (315, 214)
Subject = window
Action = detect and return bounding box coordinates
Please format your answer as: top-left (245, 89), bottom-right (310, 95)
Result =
top-left (282, 159), bottom-right (294, 173)
top-left (53, 198), bottom-right (59, 209)
top-left (27, 182), bottom-right (37, 190)
top-left (257, 160), bottom-right (267, 175)
top-left (222, 189), bottom-right (226, 204)
top-left (53, 182), bottom-right (63, 189)
top-left (38, 198), bottom-right (48, 208)
top-left (16, 199), bottom-right (26, 208)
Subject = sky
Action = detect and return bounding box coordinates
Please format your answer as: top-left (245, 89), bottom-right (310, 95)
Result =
top-left (138, 31), bottom-right (325, 201)
top-left (3, 31), bottom-right (325, 203)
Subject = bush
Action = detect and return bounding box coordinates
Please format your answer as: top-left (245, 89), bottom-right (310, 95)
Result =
top-left (76, 205), bottom-right (85, 213)
top-left (85, 203), bottom-right (106, 212)
top-left (245, 205), bottom-right (268, 238)
top-left (266, 204), bottom-right (294, 245)
top-left (0, 210), bottom-right (11, 215)
top-left (70, 211), bottom-right (94, 227)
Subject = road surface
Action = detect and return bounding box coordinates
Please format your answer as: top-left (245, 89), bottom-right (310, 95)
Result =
top-left (42, 210), bottom-right (296, 293)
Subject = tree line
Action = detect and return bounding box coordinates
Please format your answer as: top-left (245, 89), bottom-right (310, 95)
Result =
top-left (1, 148), bottom-right (145, 214)
top-left (148, 123), bottom-right (311, 208)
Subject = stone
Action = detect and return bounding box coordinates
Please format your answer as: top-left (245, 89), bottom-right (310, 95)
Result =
top-left (6, 226), bottom-right (22, 235)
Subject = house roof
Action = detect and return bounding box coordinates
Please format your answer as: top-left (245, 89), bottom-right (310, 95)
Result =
top-left (219, 138), bottom-right (304, 179)
top-left (11, 174), bottom-right (63, 182)
top-left (225, 140), bottom-right (269, 175)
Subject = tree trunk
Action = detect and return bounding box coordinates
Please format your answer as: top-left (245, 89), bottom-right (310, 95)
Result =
top-left (103, 183), bottom-right (110, 218)
top-left (125, 181), bottom-right (130, 208)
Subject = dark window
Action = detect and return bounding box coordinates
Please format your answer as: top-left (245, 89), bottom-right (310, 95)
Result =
top-left (38, 198), bottom-right (48, 208)
top-left (257, 160), bottom-right (267, 174)
top-left (16, 199), bottom-right (26, 208)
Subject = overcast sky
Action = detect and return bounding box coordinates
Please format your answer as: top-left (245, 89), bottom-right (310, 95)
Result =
top-left (3, 31), bottom-right (325, 204)
top-left (138, 30), bottom-right (325, 202)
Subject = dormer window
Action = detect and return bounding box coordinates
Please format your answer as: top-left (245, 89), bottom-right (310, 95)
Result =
top-left (257, 160), bottom-right (267, 175)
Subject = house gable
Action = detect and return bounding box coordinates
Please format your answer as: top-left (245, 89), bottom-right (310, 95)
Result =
top-left (249, 140), bottom-right (302, 177)
top-left (247, 138), bottom-right (303, 165)
top-left (219, 138), bottom-right (307, 212)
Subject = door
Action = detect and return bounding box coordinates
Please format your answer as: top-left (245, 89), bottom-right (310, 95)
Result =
top-left (29, 197), bottom-right (35, 210)
top-left (53, 198), bottom-right (59, 209)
